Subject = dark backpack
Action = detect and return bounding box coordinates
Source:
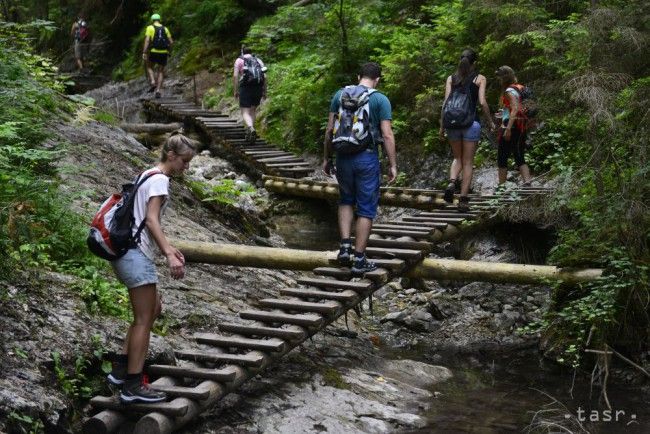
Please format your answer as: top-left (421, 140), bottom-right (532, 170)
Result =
top-left (76, 19), bottom-right (90, 42)
top-left (442, 74), bottom-right (477, 129)
top-left (239, 55), bottom-right (265, 86)
top-left (509, 83), bottom-right (538, 119)
top-left (332, 85), bottom-right (377, 155)
top-left (86, 171), bottom-right (161, 261)
top-left (151, 25), bottom-right (170, 51)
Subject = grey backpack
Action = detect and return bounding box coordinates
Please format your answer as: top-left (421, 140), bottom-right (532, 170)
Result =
top-left (332, 85), bottom-right (376, 155)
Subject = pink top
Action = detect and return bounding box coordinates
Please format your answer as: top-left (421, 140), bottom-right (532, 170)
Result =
top-left (234, 54), bottom-right (265, 75)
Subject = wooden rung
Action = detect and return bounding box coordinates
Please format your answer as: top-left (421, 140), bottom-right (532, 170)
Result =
top-left (256, 156), bottom-right (303, 163)
top-left (279, 287), bottom-right (358, 303)
top-left (297, 277), bottom-right (373, 291)
top-left (312, 267), bottom-right (351, 279)
top-left (89, 396), bottom-right (188, 416)
top-left (149, 384), bottom-right (211, 400)
top-left (365, 237), bottom-right (432, 251)
top-left (371, 228), bottom-right (433, 239)
top-left (244, 151), bottom-right (290, 156)
top-left (264, 162), bottom-right (310, 168)
top-left (365, 247), bottom-right (423, 260)
top-left (239, 310), bottom-right (324, 328)
top-left (174, 349), bottom-right (265, 367)
top-left (218, 323), bottom-right (306, 341)
top-left (259, 298), bottom-right (340, 315)
top-left (147, 365), bottom-right (238, 382)
top-left (405, 214), bottom-right (475, 221)
top-left (193, 334), bottom-right (286, 352)
top-left (397, 218), bottom-right (461, 226)
top-left (373, 223), bottom-right (440, 232)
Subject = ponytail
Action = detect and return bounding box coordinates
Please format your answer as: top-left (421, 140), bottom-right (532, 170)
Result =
top-left (451, 48), bottom-right (478, 87)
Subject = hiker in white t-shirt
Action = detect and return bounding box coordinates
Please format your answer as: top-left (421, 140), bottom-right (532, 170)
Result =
top-left (107, 133), bottom-right (196, 404)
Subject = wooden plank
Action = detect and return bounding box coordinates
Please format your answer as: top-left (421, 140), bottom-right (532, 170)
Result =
top-left (297, 277), bottom-right (373, 291)
top-left (259, 298), bottom-right (340, 315)
top-left (89, 396), bottom-right (188, 417)
top-left (370, 228), bottom-right (433, 239)
top-left (218, 322), bottom-right (306, 341)
top-left (174, 349), bottom-right (265, 367)
top-left (372, 223), bottom-right (439, 232)
top-left (239, 310), bottom-right (324, 328)
top-left (264, 162), bottom-right (311, 168)
top-left (256, 156), bottom-right (303, 163)
top-left (149, 384), bottom-right (211, 400)
top-left (279, 287), bottom-right (358, 303)
top-left (383, 220), bottom-right (450, 229)
top-left (365, 246), bottom-right (423, 260)
top-left (365, 237), bottom-right (432, 252)
top-left (147, 365), bottom-right (238, 382)
top-left (193, 334), bottom-right (286, 352)
top-left (404, 214), bottom-right (475, 221)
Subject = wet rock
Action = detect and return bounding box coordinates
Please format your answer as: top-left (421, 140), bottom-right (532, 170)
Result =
top-left (380, 311), bottom-right (407, 323)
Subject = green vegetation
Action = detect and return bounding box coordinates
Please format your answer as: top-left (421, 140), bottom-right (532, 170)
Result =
top-left (0, 22), bottom-right (128, 319)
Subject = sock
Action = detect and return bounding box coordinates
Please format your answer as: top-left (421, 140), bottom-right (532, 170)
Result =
top-left (341, 238), bottom-right (352, 246)
top-left (125, 372), bottom-right (141, 387)
top-left (353, 251), bottom-right (365, 261)
top-left (115, 354), bottom-right (128, 364)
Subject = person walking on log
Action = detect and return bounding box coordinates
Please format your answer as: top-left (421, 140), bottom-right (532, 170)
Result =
top-left (143, 13), bottom-right (174, 99)
top-left (495, 65), bottom-right (532, 186)
top-left (106, 133), bottom-right (195, 403)
top-left (439, 48), bottom-right (495, 212)
top-left (234, 46), bottom-right (267, 144)
top-left (70, 14), bottom-right (90, 72)
top-left (323, 62), bottom-right (397, 276)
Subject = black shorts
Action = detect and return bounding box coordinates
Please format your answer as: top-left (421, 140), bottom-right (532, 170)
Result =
top-left (148, 52), bottom-right (168, 67)
top-left (239, 84), bottom-right (263, 108)
top-left (497, 127), bottom-right (526, 168)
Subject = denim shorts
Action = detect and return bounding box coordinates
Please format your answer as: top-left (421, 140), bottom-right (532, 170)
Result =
top-left (111, 248), bottom-right (158, 289)
top-left (446, 121), bottom-right (481, 142)
top-left (336, 150), bottom-right (381, 219)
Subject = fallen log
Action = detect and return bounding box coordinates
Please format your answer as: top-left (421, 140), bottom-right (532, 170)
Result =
top-left (172, 240), bottom-right (602, 285)
top-left (120, 122), bottom-right (182, 134)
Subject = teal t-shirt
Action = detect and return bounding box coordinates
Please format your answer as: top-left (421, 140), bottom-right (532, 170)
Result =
top-left (329, 86), bottom-right (392, 144)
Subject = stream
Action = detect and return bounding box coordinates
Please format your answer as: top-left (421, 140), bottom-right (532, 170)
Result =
top-left (269, 206), bottom-right (650, 433)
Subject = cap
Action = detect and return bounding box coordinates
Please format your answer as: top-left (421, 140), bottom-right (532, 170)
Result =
top-left (151, 13), bottom-right (161, 22)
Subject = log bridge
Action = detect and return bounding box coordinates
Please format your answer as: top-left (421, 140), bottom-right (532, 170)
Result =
top-left (84, 176), bottom-right (601, 433)
top-left (141, 98), bottom-right (313, 178)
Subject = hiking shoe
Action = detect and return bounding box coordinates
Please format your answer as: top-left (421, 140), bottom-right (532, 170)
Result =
top-left (148, 84), bottom-right (156, 93)
top-left (106, 362), bottom-right (127, 386)
top-left (443, 180), bottom-right (456, 203)
top-left (457, 196), bottom-right (470, 213)
top-left (351, 256), bottom-right (378, 276)
top-left (154, 91), bottom-right (161, 99)
top-left (337, 244), bottom-right (352, 265)
top-left (120, 376), bottom-right (166, 404)
top-left (249, 128), bottom-right (257, 144)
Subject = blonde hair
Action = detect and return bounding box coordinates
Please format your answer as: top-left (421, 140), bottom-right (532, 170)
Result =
top-left (161, 133), bottom-right (196, 162)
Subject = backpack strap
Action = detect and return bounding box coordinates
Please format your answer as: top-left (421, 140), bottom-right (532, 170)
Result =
top-left (131, 169), bottom-right (164, 245)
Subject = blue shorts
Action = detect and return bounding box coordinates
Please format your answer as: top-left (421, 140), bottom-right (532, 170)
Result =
top-left (446, 121), bottom-right (481, 142)
top-left (336, 150), bottom-right (381, 219)
top-left (111, 248), bottom-right (158, 289)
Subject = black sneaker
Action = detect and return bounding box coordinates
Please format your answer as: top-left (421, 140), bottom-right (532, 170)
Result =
top-left (351, 256), bottom-right (378, 276)
top-left (337, 244), bottom-right (352, 265)
top-left (154, 91), bottom-right (161, 99)
top-left (107, 362), bottom-right (127, 386)
top-left (457, 195), bottom-right (470, 213)
top-left (148, 84), bottom-right (156, 93)
top-left (443, 180), bottom-right (455, 203)
top-left (249, 128), bottom-right (257, 144)
top-left (120, 375), bottom-right (166, 404)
